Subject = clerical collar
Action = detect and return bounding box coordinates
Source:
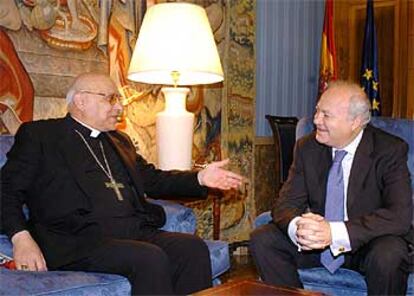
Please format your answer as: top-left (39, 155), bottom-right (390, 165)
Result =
top-left (71, 116), bottom-right (101, 138)
top-left (333, 129), bottom-right (364, 157)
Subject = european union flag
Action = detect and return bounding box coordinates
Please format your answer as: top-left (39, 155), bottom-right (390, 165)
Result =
top-left (360, 0), bottom-right (380, 116)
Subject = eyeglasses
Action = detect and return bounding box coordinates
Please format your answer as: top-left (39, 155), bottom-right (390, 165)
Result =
top-left (78, 90), bottom-right (122, 106)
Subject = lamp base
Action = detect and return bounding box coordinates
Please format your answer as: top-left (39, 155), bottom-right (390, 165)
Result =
top-left (156, 87), bottom-right (194, 170)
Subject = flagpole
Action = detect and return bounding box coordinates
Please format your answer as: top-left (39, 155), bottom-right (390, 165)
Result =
top-left (360, 0), bottom-right (381, 116)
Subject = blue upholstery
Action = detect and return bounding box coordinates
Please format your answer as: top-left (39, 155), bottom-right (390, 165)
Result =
top-left (255, 116), bottom-right (414, 296)
top-left (150, 199), bottom-right (197, 234)
top-left (0, 235), bottom-right (12, 258)
top-left (0, 270), bottom-right (131, 296)
top-left (205, 240), bottom-right (231, 278)
top-left (0, 134), bottom-right (13, 167)
top-left (299, 268), bottom-right (367, 296)
top-left (0, 135), bottom-right (230, 295)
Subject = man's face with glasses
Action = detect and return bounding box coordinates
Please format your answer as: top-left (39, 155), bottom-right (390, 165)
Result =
top-left (75, 82), bottom-right (123, 131)
top-left (78, 90), bottom-right (122, 106)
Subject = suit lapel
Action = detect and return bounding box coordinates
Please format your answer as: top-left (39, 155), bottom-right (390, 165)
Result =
top-left (314, 145), bottom-right (332, 207)
top-left (347, 127), bottom-right (374, 209)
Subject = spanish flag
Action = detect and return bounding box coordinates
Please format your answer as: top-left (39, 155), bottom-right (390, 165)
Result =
top-left (318, 0), bottom-right (337, 97)
top-left (360, 0), bottom-right (381, 116)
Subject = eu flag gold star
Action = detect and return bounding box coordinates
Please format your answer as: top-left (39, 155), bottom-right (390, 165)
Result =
top-left (363, 69), bottom-right (373, 80)
top-left (372, 98), bottom-right (380, 111)
top-left (372, 81), bottom-right (378, 91)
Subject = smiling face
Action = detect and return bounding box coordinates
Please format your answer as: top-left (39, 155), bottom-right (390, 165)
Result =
top-left (313, 85), bottom-right (364, 149)
top-left (69, 74), bottom-right (123, 131)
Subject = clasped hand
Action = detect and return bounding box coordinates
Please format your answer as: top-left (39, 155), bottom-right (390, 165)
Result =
top-left (296, 212), bottom-right (332, 251)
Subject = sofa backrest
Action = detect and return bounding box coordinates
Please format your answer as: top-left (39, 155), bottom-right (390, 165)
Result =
top-left (0, 135), bottom-right (14, 168)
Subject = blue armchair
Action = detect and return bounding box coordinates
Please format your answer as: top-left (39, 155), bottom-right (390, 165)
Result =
top-left (0, 135), bottom-right (230, 295)
top-left (255, 116), bottom-right (414, 296)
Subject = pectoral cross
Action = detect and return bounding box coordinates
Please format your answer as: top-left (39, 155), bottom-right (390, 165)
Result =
top-left (105, 180), bottom-right (125, 201)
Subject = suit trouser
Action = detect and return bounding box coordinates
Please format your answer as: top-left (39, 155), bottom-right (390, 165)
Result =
top-left (249, 222), bottom-right (410, 296)
top-left (61, 228), bottom-right (212, 295)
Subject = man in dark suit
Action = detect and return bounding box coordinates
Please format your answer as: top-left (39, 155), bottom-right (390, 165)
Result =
top-left (1, 73), bottom-right (243, 295)
top-left (250, 81), bottom-right (413, 295)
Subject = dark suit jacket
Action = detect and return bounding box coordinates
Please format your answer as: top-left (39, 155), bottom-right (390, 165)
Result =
top-left (272, 124), bottom-right (413, 251)
top-left (1, 116), bottom-right (207, 268)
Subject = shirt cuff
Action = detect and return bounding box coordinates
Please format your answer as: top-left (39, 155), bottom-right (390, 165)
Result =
top-left (197, 171), bottom-right (203, 186)
top-left (288, 216), bottom-right (301, 250)
top-left (329, 221), bottom-right (351, 256)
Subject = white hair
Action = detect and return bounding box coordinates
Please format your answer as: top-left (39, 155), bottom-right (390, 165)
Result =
top-left (66, 89), bottom-right (77, 105)
top-left (327, 80), bottom-right (371, 127)
top-left (349, 94), bottom-right (371, 126)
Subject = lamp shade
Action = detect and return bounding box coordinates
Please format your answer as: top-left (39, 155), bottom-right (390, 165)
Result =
top-left (127, 2), bottom-right (224, 85)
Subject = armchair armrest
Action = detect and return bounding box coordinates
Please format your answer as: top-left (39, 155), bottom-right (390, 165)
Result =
top-left (254, 211), bottom-right (272, 228)
top-left (147, 199), bottom-right (196, 234)
top-left (0, 235), bottom-right (13, 259)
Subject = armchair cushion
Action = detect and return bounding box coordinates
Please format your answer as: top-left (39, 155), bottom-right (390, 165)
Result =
top-left (0, 270), bottom-right (130, 296)
top-left (300, 268), bottom-right (414, 296)
top-left (298, 268), bottom-right (367, 296)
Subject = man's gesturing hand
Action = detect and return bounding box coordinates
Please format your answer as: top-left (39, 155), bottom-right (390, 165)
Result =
top-left (197, 159), bottom-right (244, 190)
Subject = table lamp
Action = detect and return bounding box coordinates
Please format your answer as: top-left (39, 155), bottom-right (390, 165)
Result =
top-left (127, 2), bottom-right (224, 170)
